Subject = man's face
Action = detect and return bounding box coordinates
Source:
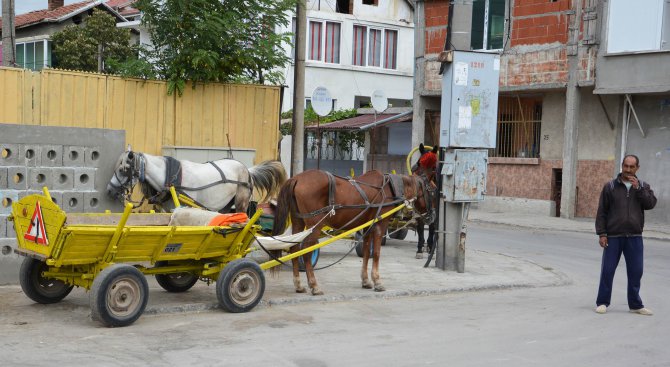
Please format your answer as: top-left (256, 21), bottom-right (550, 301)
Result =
top-left (622, 157), bottom-right (639, 179)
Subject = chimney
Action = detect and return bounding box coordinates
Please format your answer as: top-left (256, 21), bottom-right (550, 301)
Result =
top-left (48, 1), bottom-right (65, 11)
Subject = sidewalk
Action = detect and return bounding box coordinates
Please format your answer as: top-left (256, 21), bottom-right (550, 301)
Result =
top-left (0, 237), bottom-right (569, 324)
top-left (468, 210), bottom-right (670, 242)
top-left (1, 210), bottom-right (665, 325)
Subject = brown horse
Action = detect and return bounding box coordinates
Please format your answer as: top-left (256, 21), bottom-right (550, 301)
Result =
top-left (272, 169), bottom-right (435, 295)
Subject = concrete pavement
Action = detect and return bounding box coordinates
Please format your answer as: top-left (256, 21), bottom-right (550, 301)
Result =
top-left (1, 208), bottom-right (666, 326)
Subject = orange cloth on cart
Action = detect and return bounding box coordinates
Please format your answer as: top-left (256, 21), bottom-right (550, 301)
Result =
top-left (207, 213), bottom-right (249, 226)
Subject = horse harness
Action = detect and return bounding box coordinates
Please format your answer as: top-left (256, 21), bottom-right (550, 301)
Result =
top-left (115, 153), bottom-right (252, 212)
top-left (295, 172), bottom-right (421, 220)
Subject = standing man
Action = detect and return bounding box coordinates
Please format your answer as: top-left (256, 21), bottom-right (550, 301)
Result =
top-left (595, 155), bottom-right (657, 315)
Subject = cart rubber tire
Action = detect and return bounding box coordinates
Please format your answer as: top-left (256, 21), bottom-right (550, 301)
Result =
top-left (90, 264), bottom-right (149, 327)
top-left (19, 257), bottom-right (74, 304)
top-left (389, 228), bottom-right (408, 240)
top-left (217, 259), bottom-right (265, 313)
top-left (155, 262), bottom-right (198, 293)
top-left (354, 232), bottom-right (384, 258)
top-left (298, 248), bottom-right (320, 272)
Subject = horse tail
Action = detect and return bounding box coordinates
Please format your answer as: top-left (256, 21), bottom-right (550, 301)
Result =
top-left (272, 177), bottom-right (297, 236)
top-left (249, 160), bottom-right (288, 203)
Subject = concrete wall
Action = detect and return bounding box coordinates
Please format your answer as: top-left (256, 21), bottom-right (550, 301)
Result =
top-left (0, 124), bottom-right (125, 285)
top-left (539, 92), bottom-right (565, 160)
top-left (619, 95), bottom-right (670, 224)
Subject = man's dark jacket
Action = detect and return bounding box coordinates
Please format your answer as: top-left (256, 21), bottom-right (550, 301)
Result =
top-left (596, 173), bottom-right (657, 237)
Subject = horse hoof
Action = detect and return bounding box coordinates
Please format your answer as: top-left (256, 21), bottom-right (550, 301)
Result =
top-left (415, 252), bottom-right (423, 259)
top-left (295, 287), bottom-right (307, 293)
top-left (374, 284), bottom-right (386, 292)
top-left (311, 288), bottom-right (324, 296)
top-left (362, 281), bottom-right (373, 289)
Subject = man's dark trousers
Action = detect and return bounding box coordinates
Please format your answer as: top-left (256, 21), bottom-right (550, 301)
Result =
top-left (596, 236), bottom-right (644, 309)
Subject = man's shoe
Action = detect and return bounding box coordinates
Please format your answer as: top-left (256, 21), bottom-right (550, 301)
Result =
top-left (595, 305), bottom-right (607, 314)
top-left (630, 307), bottom-right (653, 316)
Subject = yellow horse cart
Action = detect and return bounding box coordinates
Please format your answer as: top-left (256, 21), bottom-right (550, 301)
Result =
top-left (10, 189), bottom-right (407, 327)
top-left (10, 190), bottom-right (267, 327)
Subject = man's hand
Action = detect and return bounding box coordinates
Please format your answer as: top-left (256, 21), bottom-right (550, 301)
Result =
top-left (599, 236), bottom-right (608, 248)
top-left (630, 176), bottom-right (640, 189)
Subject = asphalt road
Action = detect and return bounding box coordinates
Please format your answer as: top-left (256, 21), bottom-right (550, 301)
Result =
top-left (1, 224), bottom-right (667, 366)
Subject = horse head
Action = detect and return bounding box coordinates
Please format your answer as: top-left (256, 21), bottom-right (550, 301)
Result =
top-left (407, 174), bottom-right (437, 225)
top-left (107, 149), bottom-right (140, 202)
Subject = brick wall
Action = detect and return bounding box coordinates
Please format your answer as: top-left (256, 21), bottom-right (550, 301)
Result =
top-left (486, 159), bottom-right (615, 217)
top-left (424, 0), bottom-right (449, 54)
top-left (499, 47), bottom-right (569, 87)
top-left (511, 0), bottom-right (571, 46)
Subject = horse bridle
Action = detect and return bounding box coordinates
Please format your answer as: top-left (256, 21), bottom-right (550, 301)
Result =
top-left (415, 174), bottom-right (437, 225)
top-left (108, 152), bottom-right (151, 207)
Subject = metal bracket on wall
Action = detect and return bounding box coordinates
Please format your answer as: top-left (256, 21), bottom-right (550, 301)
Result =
top-left (625, 94), bottom-right (646, 138)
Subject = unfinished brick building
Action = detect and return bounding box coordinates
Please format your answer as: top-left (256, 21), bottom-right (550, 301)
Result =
top-left (412, 0), bottom-right (669, 221)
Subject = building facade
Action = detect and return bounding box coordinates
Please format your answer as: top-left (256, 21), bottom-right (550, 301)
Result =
top-left (413, 0), bottom-right (668, 222)
top-left (279, 0), bottom-right (415, 111)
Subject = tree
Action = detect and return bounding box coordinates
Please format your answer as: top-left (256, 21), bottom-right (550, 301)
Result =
top-left (51, 9), bottom-right (136, 73)
top-left (134, 0), bottom-right (295, 95)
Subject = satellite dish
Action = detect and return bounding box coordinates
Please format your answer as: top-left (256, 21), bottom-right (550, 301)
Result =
top-left (371, 90), bottom-right (388, 113)
top-left (311, 87), bottom-right (333, 117)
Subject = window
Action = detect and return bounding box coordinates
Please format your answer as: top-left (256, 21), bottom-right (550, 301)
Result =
top-left (384, 30), bottom-right (397, 69)
top-left (607, 0), bottom-right (670, 53)
top-left (368, 29), bottom-right (382, 67)
top-left (353, 25), bottom-right (398, 69)
top-left (336, 0), bottom-right (351, 14)
top-left (353, 25), bottom-right (367, 66)
top-left (309, 20), bottom-right (341, 63)
top-left (305, 98), bottom-right (337, 111)
top-left (15, 40), bottom-right (52, 71)
top-left (470, 0), bottom-right (505, 50)
top-left (491, 96), bottom-right (542, 158)
top-left (309, 21), bottom-right (323, 61)
top-left (362, 0), bottom-right (379, 5)
top-left (324, 22), bottom-right (341, 63)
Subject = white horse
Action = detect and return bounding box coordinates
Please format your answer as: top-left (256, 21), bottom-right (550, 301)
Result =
top-left (107, 149), bottom-right (287, 213)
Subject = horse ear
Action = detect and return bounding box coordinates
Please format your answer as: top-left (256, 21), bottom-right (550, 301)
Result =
top-left (419, 143), bottom-right (425, 154)
top-left (432, 145), bottom-right (439, 153)
top-left (126, 144), bottom-right (132, 152)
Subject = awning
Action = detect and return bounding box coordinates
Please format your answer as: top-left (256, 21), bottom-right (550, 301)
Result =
top-left (305, 111), bottom-right (412, 132)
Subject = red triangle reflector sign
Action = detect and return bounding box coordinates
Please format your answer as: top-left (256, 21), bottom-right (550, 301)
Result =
top-left (24, 201), bottom-right (49, 245)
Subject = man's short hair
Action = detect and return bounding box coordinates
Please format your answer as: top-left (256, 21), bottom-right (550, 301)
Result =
top-left (623, 154), bottom-right (640, 166)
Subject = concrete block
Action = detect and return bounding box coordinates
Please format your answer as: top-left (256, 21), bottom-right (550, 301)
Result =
top-left (20, 145), bottom-right (41, 167)
top-left (84, 191), bottom-right (103, 211)
top-left (7, 167), bottom-right (28, 190)
top-left (74, 168), bottom-right (95, 190)
top-left (1, 190), bottom-right (19, 215)
top-left (64, 146), bottom-right (85, 167)
top-left (41, 145), bottom-right (64, 167)
top-left (84, 146), bottom-right (102, 168)
top-left (28, 168), bottom-right (53, 190)
top-left (0, 144), bottom-right (20, 166)
top-left (18, 190), bottom-right (41, 200)
top-left (62, 192), bottom-right (84, 212)
top-left (0, 167), bottom-right (7, 189)
top-left (51, 168), bottom-right (75, 190)
top-left (48, 191), bottom-right (63, 207)
top-left (0, 216), bottom-right (7, 238)
top-left (6, 218), bottom-right (15, 238)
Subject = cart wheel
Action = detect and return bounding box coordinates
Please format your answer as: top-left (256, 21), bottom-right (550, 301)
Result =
top-left (354, 232), bottom-right (383, 258)
top-left (217, 259), bottom-right (265, 313)
top-left (389, 228), bottom-right (408, 240)
top-left (298, 248), bottom-right (320, 272)
top-left (19, 257), bottom-right (74, 304)
top-left (155, 262), bottom-right (198, 293)
top-left (90, 264), bottom-right (149, 327)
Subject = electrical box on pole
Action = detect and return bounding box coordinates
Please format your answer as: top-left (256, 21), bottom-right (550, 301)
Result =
top-left (435, 51), bottom-right (500, 273)
top-left (439, 51), bottom-right (500, 204)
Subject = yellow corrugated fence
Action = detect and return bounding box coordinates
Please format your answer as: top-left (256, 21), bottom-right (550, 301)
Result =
top-left (0, 67), bottom-right (281, 163)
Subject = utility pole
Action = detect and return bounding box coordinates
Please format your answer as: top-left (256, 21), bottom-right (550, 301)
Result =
top-left (2, 0), bottom-right (16, 67)
top-left (290, 0), bottom-right (307, 176)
